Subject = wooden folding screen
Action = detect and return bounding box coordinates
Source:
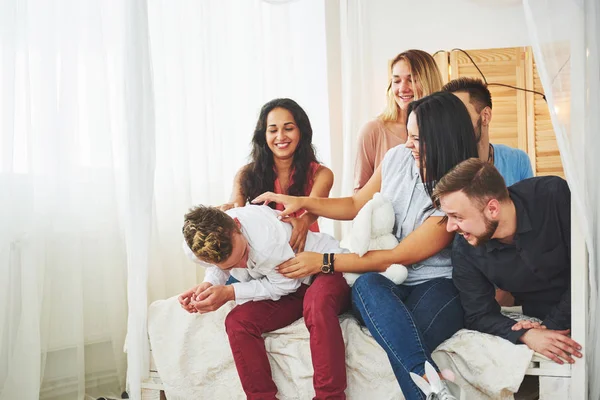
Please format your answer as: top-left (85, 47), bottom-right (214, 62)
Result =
top-left (447, 46), bottom-right (564, 178)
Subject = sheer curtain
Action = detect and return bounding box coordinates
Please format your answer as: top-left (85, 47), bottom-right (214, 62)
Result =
top-left (135, 1), bottom-right (333, 397)
top-left (146, 0), bottom-right (334, 271)
top-left (1, 0), bottom-right (332, 399)
top-left (327, 0), bottom-right (373, 241)
top-left (339, 0), bottom-right (372, 200)
top-left (523, 0), bottom-right (599, 397)
top-left (0, 0), bottom-right (148, 398)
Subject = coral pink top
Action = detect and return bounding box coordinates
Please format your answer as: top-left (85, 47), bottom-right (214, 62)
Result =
top-left (273, 161), bottom-right (321, 232)
top-left (354, 118), bottom-right (406, 192)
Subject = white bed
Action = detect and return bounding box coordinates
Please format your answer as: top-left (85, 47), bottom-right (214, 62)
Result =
top-left (142, 298), bottom-right (572, 400)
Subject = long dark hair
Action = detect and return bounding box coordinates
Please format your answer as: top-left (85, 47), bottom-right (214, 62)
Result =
top-left (407, 91), bottom-right (479, 197)
top-left (240, 98), bottom-right (318, 204)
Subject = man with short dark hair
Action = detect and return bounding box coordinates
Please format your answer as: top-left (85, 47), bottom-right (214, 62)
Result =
top-left (433, 158), bottom-right (582, 366)
top-left (444, 78), bottom-right (535, 307)
top-left (443, 77), bottom-right (533, 187)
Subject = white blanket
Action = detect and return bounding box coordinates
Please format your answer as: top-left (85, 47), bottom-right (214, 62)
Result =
top-left (148, 297), bottom-right (533, 400)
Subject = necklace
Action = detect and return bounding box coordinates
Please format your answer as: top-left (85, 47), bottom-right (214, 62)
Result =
top-left (488, 143), bottom-right (494, 164)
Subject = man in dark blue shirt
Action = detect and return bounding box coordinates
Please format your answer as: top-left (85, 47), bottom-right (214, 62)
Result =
top-left (432, 158), bottom-right (582, 365)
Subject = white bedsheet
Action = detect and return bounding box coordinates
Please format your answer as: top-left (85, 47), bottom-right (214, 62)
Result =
top-left (147, 297), bottom-right (533, 400)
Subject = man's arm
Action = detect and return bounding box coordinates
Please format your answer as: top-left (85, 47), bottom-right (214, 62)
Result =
top-left (203, 266), bottom-right (230, 286)
top-left (542, 284), bottom-right (571, 330)
top-left (229, 207), bottom-right (304, 305)
top-left (452, 243), bottom-right (527, 343)
top-left (192, 268), bottom-right (302, 312)
top-left (232, 268), bottom-right (302, 304)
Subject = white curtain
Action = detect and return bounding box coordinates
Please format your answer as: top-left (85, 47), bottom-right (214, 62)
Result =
top-left (138, 0), bottom-right (334, 396)
top-left (331, 0), bottom-right (373, 240)
top-left (523, 0), bottom-right (599, 397)
top-left (1, 0), bottom-right (332, 399)
top-left (339, 0), bottom-right (371, 197)
top-left (0, 0), bottom-right (147, 398)
top-left (146, 0), bottom-right (334, 253)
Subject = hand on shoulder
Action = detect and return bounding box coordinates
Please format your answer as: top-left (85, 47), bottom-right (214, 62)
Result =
top-left (218, 202), bottom-right (241, 212)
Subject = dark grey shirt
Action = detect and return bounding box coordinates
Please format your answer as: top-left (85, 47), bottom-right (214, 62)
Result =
top-left (452, 176), bottom-right (571, 343)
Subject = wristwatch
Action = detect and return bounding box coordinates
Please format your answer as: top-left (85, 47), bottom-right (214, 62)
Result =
top-left (321, 253), bottom-right (335, 274)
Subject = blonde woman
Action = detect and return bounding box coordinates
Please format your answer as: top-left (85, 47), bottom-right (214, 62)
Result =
top-left (354, 49), bottom-right (444, 191)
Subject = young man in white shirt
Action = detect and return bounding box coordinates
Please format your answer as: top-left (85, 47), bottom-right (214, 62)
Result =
top-left (179, 204), bottom-right (350, 400)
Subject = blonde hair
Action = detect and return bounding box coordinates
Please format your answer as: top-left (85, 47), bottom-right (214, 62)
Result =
top-left (182, 205), bottom-right (239, 264)
top-left (379, 49), bottom-right (444, 122)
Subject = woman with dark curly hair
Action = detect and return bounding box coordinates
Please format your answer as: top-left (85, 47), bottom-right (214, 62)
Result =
top-left (220, 98), bottom-right (334, 253)
top-left (209, 98), bottom-right (350, 399)
top-left (254, 92), bottom-right (480, 400)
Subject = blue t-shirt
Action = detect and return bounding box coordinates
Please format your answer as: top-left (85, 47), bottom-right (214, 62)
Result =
top-left (492, 144), bottom-right (533, 187)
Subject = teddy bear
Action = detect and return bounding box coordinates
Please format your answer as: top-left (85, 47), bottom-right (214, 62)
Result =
top-left (343, 192), bottom-right (409, 287)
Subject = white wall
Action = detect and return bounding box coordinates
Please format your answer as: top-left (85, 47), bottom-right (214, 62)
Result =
top-left (363, 0), bottom-right (531, 117)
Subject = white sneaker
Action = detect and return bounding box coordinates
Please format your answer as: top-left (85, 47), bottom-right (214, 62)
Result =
top-left (409, 361), bottom-right (457, 400)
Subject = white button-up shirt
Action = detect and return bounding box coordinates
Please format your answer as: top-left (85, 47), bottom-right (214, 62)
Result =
top-left (183, 205), bottom-right (345, 305)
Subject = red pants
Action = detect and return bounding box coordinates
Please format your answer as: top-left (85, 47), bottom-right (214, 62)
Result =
top-left (225, 272), bottom-right (351, 400)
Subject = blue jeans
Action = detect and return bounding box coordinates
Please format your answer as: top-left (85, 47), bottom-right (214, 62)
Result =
top-left (351, 273), bottom-right (464, 400)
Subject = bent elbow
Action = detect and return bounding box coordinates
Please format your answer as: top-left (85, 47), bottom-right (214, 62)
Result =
top-left (271, 282), bottom-right (301, 299)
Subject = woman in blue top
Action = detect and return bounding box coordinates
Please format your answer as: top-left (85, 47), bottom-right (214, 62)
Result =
top-left (253, 92), bottom-right (479, 400)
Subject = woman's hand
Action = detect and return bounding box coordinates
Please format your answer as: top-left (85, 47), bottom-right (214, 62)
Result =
top-left (218, 202), bottom-right (240, 212)
top-left (252, 192), bottom-right (304, 218)
top-left (276, 252), bottom-right (323, 278)
top-left (286, 216), bottom-right (310, 253)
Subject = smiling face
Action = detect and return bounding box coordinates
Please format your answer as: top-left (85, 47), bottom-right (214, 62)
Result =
top-left (212, 229), bottom-right (250, 270)
top-left (391, 59), bottom-right (423, 111)
top-left (440, 190), bottom-right (499, 247)
top-left (265, 107), bottom-right (301, 160)
top-left (405, 112), bottom-right (422, 168)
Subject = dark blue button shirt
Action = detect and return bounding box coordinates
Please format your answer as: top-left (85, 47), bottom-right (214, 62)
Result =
top-left (452, 176), bottom-right (571, 343)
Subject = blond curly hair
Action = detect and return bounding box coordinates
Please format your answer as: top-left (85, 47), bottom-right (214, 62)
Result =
top-left (182, 205), bottom-right (239, 264)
